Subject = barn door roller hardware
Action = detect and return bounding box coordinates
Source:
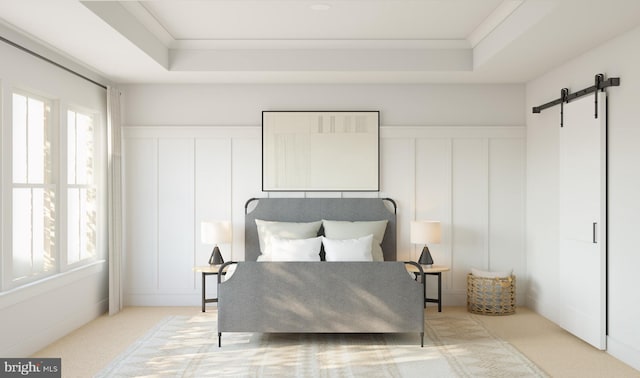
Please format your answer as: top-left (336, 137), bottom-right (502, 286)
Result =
top-left (532, 73), bottom-right (620, 127)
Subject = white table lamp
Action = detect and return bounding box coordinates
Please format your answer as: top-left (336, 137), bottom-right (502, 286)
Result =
top-left (410, 220), bottom-right (441, 266)
top-left (201, 221), bottom-right (231, 265)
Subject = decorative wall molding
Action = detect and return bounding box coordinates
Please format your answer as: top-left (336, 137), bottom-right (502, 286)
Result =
top-left (122, 125), bottom-right (525, 307)
top-left (123, 125), bottom-right (525, 139)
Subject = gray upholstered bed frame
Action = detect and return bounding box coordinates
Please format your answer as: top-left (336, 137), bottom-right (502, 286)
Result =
top-left (243, 197), bottom-right (397, 261)
top-left (217, 198), bottom-right (425, 347)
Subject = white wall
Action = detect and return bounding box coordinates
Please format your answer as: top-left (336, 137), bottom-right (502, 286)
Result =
top-left (0, 24), bottom-right (109, 356)
top-left (526, 25), bottom-right (640, 370)
top-left (121, 83), bottom-right (524, 126)
top-left (0, 264), bottom-right (107, 356)
top-left (120, 83), bottom-right (526, 307)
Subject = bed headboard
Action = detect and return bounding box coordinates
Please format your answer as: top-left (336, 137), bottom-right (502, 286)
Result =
top-left (244, 198), bottom-right (397, 262)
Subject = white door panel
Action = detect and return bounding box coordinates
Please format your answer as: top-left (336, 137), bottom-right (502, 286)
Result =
top-left (558, 93), bottom-right (606, 350)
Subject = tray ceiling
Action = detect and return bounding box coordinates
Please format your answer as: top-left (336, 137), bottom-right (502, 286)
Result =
top-left (1, 0), bottom-right (640, 84)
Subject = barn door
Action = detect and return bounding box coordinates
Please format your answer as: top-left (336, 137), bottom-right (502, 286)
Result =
top-left (558, 93), bottom-right (607, 350)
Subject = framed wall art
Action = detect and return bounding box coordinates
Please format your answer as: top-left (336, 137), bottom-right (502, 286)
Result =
top-left (262, 111), bottom-right (380, 192)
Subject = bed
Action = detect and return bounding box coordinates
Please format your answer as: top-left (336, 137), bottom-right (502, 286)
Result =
top-left (216, 197), bottom-right (425, 347)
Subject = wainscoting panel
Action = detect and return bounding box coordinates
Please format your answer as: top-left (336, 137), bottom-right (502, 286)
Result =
top-left (122, 126), bottom-right (524, 306)
top-left (158, 139), bottom-right (195, 291)
top-left (123, 137), bottom-right (158, 293)
top-left (415, 138), bottom-right (452, 288)
top-left (488, 138), bottom-right (525, 276)
top-left (230, 137), bottom-right (262, 262)
top-left (123, 127), bottom-right (260, 305)
top-left (194, 139), bottom-right (232, 268)
top-left (451, 138), bottom-right (489, 292)
top-left (380, 138), bottom-right (415, 262)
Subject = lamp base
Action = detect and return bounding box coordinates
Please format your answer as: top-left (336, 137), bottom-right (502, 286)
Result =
top-left (418, 246), bottom-right (434, 266)
top-left (209, 246), bottom-right (224, 265)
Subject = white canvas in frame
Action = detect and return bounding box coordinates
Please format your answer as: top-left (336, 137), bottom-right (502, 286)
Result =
top-left (262, 111), bottom-right (379, 191)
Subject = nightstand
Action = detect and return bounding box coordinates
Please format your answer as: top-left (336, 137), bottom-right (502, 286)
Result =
top-left (406, 264), bottom-right (450, 312)
top-left (193, 265), bottom-right (223, 312)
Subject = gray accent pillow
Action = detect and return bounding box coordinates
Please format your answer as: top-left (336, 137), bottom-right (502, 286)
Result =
top-left (322, 220), bottom-right (388, 261)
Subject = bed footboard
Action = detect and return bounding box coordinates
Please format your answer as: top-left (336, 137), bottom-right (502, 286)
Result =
top-left (217, 261), bottom-right (424, 346)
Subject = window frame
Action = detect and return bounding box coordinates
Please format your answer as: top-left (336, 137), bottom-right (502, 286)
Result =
top-left (1, 88), bottom-right (106, 291)
top-left (6, 90), bottom-right (58, 288)
top-left (61, 105), bottom-right (101, 270)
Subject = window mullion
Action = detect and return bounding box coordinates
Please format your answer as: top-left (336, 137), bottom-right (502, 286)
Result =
top-left (74, 121), bottom-right (78, 185)
top-left (30, 188), bottom-right (34, 272)
top-left (24, 99), bottom-right (29, 185)
top-left (58, 104), bottom-right (67, 270)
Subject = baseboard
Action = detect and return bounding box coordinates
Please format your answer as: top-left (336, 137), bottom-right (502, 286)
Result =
top-left (444, 291), bottom-right (467, 306)
top-left (608, 336), bottom-right (640, 371)
top-left (525, 294), bottom-right (539, 312)
top-left (125, 293), bottom-right (202, 306)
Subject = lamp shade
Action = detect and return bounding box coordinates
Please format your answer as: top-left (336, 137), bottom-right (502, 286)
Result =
top-left (201, 221), bottom-right (232, 245)
top-left (410, 221), bottom-right (441, 245)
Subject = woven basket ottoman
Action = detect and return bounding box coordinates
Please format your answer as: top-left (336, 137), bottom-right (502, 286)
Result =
top-left (467, 273), bottom-right (516, 315)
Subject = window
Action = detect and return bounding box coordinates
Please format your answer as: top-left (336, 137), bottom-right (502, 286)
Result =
top-left (11, 93), bottom-right (56, 282)
top-left (66, 110), bottom-right (97, 264)
top-left (4, 91), bottom-right (103, 289)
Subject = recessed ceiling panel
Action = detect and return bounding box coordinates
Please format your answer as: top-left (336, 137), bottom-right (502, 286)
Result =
top-left (141, 0), bottom-right (503, 40)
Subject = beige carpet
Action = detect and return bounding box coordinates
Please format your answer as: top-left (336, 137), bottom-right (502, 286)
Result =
top-left (95, 311), bottom-right (548, 377)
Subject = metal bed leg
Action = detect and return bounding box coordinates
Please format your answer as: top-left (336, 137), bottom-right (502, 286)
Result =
top-left (437, 272), bottom-right (442, 312)
top-left (420, 332), bottom-right (424, 347)
top-left (218, 332), bottom-right (221, 347)
top-left (202, 272), bottom-right (206, 312)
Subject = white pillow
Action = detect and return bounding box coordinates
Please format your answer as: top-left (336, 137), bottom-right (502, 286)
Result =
top-left (268, 236), bottom-right (322, 262)
top-left (322, 220), bottom-right (387, 261)
top-left (255, 219), bottom-right (322, 254)
top-left (471, 268), bottom-right (513, 278)
top-left (322, 234), bottom-right (374, 262)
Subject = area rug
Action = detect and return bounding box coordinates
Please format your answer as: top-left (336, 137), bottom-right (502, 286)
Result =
top-left (96, 312), bottom-right (548, 377)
